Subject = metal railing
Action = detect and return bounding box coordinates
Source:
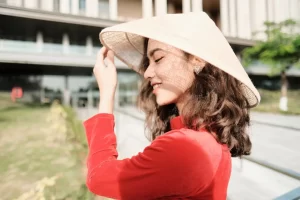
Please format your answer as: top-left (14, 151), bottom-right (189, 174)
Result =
top-left (0, 39), bottom-right (96, 56)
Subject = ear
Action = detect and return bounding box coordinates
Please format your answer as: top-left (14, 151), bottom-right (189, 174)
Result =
top-left (190, 56), bottom-right (206, 67)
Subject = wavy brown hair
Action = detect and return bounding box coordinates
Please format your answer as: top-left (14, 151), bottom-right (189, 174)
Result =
top-left (137, 38), bottom-right (251, 157)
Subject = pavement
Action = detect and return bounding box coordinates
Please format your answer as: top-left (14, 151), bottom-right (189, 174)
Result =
top-left (77, 106), bottom-right (300, 200)
top-left (251, 112), bottom-right (300, 130)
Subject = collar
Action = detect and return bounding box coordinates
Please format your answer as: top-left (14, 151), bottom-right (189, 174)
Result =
top-left (170, 116), bottom-right (185, 130)
top-left (170, 116), bottom-right (228, 150)
top-left (170, 116), bottom-right (207, 132)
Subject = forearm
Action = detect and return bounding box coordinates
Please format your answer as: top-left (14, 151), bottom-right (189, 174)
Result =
top-left (98, 95), bottom-right (115, 114)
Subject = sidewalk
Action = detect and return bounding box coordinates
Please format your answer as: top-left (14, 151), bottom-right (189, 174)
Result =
top-left (251, 111), bottom-right (300, 130)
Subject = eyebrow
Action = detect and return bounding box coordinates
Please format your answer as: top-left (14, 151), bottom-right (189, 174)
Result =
top-left (147, 48), bottom-right (164, 58)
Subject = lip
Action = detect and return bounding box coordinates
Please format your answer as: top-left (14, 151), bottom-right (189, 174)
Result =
top-left (153, 87), bottom-right (159, 94)
top-left (151, 82), bottom-right (162, 87)
top-left (152, 83), bottom-right (161, 94)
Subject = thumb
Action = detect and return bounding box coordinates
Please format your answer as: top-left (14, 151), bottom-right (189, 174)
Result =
top-left (106, 50), bottom-right (115, 67)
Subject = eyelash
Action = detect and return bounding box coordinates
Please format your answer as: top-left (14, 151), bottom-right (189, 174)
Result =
top-left (155, 57), bottom-right (163, 63)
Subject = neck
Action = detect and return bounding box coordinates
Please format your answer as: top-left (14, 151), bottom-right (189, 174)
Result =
top-left (176, 96), bottom-right (187, 115)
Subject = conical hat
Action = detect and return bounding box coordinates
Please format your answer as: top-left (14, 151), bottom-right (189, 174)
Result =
top-left (100, 12), bottom-right (260, 107)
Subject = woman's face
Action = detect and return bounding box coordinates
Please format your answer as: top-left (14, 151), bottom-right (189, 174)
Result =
top-left (144, 39), bottom-right (196, 106)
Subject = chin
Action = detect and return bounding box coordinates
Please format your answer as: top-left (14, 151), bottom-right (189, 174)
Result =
top-left (155, 95), bottom-right (177, 106)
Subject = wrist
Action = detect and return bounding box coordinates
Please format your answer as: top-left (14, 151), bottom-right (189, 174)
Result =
top-left (98, 97), bottom-right (114, 114)
top-left (100, 91), bottom-right (115, 99)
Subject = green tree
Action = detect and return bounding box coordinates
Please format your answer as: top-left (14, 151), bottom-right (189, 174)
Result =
top-left (242, 19), bottom-right (300, 111)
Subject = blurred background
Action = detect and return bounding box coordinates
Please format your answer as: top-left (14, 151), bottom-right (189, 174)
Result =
top-left (0, 0), bottom-right (299, 199)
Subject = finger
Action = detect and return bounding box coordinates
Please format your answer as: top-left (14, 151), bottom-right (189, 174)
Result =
top-left (106, 50), bottom-right (115, 67)
top-left (96, 47), bottom-right (108, 67)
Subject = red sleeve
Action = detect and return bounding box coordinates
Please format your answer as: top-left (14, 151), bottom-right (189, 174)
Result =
top-left (83, 113), bottom-right (215, 199)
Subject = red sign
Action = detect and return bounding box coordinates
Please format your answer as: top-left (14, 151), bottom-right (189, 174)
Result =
top-left (11, 87), bottom-right (23, 102)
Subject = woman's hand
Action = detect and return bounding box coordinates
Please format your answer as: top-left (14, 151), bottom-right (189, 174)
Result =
top-left (93, 47), bottom-right (117, 114)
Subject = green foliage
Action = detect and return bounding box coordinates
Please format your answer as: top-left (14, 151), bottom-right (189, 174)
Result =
top-left (242, 19), bottom-right (300, 76)
top-left (0, 94), bottom-right (94, 200)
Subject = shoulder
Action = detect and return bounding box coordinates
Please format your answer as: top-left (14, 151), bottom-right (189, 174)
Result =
top-left (144, 129), bottom-right (226, 189)
top-left (154, 128), bottom-right (225, 172)
top-left (160, 128), bottom-right (224, 155)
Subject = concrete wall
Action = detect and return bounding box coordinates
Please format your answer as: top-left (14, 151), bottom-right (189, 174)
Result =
top-left (24, 0), bottom-right (38, 9)
top-left (86, 0), bottom-right (98, 17)
top-left (41, 0), bottom-right (54, 11)
top-left (6, 0), bottom-right (22, 6)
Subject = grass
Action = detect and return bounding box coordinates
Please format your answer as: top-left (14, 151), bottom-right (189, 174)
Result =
top-left (0, 93), bottom-right (94, 200)
top-left (254, 89), bottom-right (300, 115)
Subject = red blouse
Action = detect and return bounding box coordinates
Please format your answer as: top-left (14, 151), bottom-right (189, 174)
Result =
top-left (84, 113), bottom-right (231, 200)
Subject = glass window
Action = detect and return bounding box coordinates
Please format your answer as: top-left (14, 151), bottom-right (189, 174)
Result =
top-left (98, 0), bottom-right (109, 18)
top-left (53, 0), bottom-right (60, 12)
top-left (69, 0), bottom-right (72, 13)
top-left (0, 0), bottom-right (7, 5)
top-left (117, 72), bottom-right (140, 106)
top-left (79, 0), bottom-right (85, 14)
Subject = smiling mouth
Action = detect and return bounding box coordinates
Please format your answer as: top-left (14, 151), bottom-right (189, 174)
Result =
top-left (153, 84), bottom-right (161, 89)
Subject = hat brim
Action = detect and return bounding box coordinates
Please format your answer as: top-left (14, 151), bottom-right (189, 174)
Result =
top-left (99, 13), bottom-right (260, 108)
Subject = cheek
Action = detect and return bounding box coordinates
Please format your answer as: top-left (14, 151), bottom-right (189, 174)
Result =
top-left (158, 67), bottom-right (194, 94)
top-left (155, 69), bottom-right (194, 106)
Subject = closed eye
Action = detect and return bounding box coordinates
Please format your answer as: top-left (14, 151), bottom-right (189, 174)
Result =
top-left (155, 57), bottom-right (164, 63)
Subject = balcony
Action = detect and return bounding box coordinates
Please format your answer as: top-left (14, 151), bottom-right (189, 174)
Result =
top-left (0, 39), bottom-right (127, 69)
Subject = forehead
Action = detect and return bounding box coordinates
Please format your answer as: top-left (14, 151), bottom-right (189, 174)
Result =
top-left (147, 39), bottom-right (183, 55)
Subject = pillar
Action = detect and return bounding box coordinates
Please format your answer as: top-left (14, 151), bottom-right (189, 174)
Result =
top-left (60, 0), bottom-right (70, 14)
top-left (62, 33), bottom-right (70, 54)
top-left (87, 89), bottom-right (93, 108)
top-left (236, 0), bottom-right (251, 39)
top-left (63, 75), bottom-right (70, 106)
top-left (7, 0), bottom-right (22, 6)
top-left (220, 0), bottom-right (230, 36)
top-left (227, 0), bottom-right (237, 37)
top-left (36, 31), bottom-right (43, 53)
top-left (72, 92), bottom-right (78, 108)
top-left (155, 0), bottom-right (167, 16)
top-left (109, 0), bottom-right (118, 20)
top-left (86, 0), bottom-right (98, 17)
top-left (40, 85), bottom-right (45, 103)
top-left (251, 0), bottom-right (267, 40)
top-left (192, 0), bottom-right (202, 12)
top-left (24, 0), bottom-right (38, 9)
top-left (182, 0), bottom-right (191, 13)
top-left (72, 0), bottom-right (79, 15)
top-left (289, 0), bottom-right (300, 33)
top-left (41, 0), bottom-right (53, 11)
top-left (274, 0), bottom-right (289, 23)
top-left (142, 0), bottom-right (153, 18)
top-left (86, 36), bottom-right (93, 56)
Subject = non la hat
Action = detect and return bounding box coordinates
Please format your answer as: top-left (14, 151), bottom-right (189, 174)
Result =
top-left (99, 12), bottom-right (261, 108)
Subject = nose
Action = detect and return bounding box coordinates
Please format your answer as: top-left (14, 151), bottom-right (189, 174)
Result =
top-left (143, 64), bottom-right (155, 79)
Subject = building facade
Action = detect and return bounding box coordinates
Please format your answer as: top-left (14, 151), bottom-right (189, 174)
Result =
top-left (0, 0), bottom-right (300, 106)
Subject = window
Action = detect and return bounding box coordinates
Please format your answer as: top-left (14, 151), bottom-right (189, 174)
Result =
top-left (79, 0), bottom-right (85, 14)
top-left (69, 0), bottom-right (72, 13)
top-left (53, 0), bottom-right (60, 12)
top-left (98, 0), bottom-right (109, 18)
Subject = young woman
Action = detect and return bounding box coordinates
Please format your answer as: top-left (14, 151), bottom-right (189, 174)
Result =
top-left (84, 12), bottom-right (260, 199)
